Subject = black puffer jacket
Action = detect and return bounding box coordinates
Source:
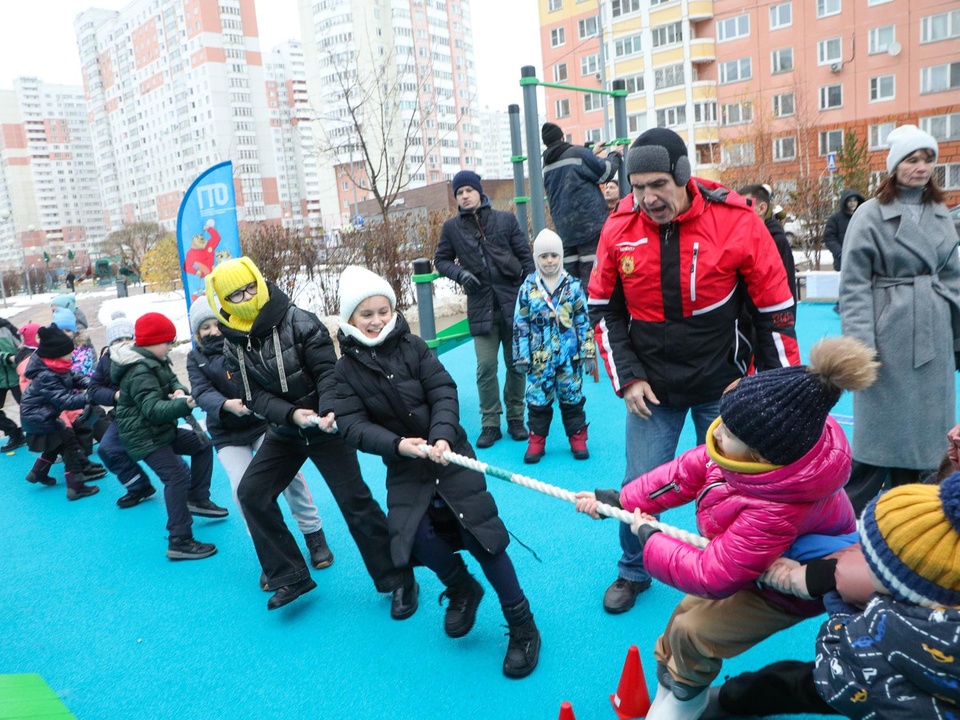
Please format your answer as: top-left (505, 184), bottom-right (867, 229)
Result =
top-left (333, 315), bottom-right (509, 566)
top-left (218, 283), bottom-right (337, 445)
top-left (20, 354), bottom-right (88, 435)
top-left (435, 198), bottom-right (534, 336)
top-left (187, 336), bottom-right (267, 449)
top-left (823, 188), bottom-right (865, 271)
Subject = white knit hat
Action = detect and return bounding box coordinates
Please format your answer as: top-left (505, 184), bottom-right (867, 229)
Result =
top-left (886, 124), bottom-right (938, 174)
top-left (338, 266), bottom-right (397, 321)
top-left (189, 298), bottom-right (217, 336)
top-left (105, 311), bottom-right (134, 346)
top-left (533, 229), bottom-right (564, 277)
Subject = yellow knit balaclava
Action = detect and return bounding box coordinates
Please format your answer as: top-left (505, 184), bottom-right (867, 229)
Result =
top-left (205, 256), bottom-right (269, 333)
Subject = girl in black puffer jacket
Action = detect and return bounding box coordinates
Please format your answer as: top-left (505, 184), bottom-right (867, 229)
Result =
top-left (332, 265), bottom-right (541, 680)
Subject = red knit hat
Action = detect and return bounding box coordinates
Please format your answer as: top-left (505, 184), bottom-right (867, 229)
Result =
top-left (135, 312), bottom-right (177, 347)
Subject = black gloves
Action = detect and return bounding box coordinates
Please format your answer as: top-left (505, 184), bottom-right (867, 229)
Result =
top-left (458, 269), bottom-right (482, 293)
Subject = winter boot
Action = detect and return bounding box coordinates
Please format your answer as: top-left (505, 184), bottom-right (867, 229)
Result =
top-left (438, 554), bottom-right (485, 638)
top-left (26, 458), bottom-right (56, 487)
top-left (304, 528), bottom-right (334, 569)
top-left (65, 471), bottom-right (100, 501)
top-left (523, 433), bottom-right (546, 464)
top-left (1, 428), bottom-right (26, 452)
top-left (501, 596), bottom-right (541, 679)
top-left (568, 426), bottom-right (589, 460)
top-left (653, 683), bottom-right (709, 720)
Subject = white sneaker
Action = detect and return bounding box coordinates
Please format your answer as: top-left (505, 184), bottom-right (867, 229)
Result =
top-left (647, 686), bottom-right (709, 720)
top-left (647, 681), bottom-right (673, 718)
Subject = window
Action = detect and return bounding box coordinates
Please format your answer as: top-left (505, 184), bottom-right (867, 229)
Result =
top-left (771, 48), bottom-right (793, 73)
top-left (612, 0), bottom-right (640, 16)
top-left (921, 62), bottom-right (960, 94)
top-left (920, 112), bottom-right (960, 141)
top-left (656, 105), bottom-right (686, 127)
top-left (817, 37), bottom-right (842, 65)
top-left (772, 92), bottom-right (795, 117)
top-left (869, 122), bottom-right (896, 149)
top-left (773, 136), bottom-right (796, 161)
top-left (615, 33), bottom-right (642, 58)
top-left (867, 0), bottom-right (891, 5)
top-left (548, 0), bottom-right (562, 10)
top-left (869, 74), bottom-right (895, 101)
top-left (651, 22), bottom-right (683, 48)
top-left (694, 102), bottom-right (717, 124)
top-left (819, 129), bottom-right (843, 154)
top-left (654, 64), bottom-right (684, 90)
top-left (819, 83), bottom-right (843, 109)
top-left (581, 54), bottom-right (599, 76)
top-left (722, 142), bottom-right (755, 167)
top-left (585, 128), bottom-right (602, 144)
top-left (921, 11), bottom-right (960, 43)
top-left (719, 57), bottom-right (752, 84)
top-left (627, 112), bottom-right (647, 135)
top-left (868, 25), bottom-right (895, 54)
top-left (770, 2), bottom-right (791, 29)
top-left (550, 27), bottom-right (565, 47)
top-left (553, 63), bottom-right (567, 83)
top-left (583, 93), bottom-right (603, 112)
top-left (721, 101), bottom-right (753, 126)
top-left (623, 73), bottom-right (644, 94)
top-left (555, 98), bottom-right (570, 118)
top-left (933, 163), bottom-right (960, 190)
top-left (578, 17), bottom-right (598, 39)
top-left (817, 0), bottom-right (840, 18)
top-left (717, 14), bottom-right (750, 42)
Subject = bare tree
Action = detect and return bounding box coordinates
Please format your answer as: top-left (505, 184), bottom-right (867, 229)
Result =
top-left (240, 223), bottom-right (322, 300)
top-left (98, 222), bottom-right (169, 279)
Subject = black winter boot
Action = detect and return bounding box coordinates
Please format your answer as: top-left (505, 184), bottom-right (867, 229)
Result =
top-left (438, 554), bottom-right (485, 638)
top-left (502, 596), bottom-right (541, 679)
top-left (26, 458), bottom-right (56, 486)
top-left (65, 471), bottom-right (99, 501)
top-left (1, 427), bottom-right (26, 452)
top-left (304, 528), bottom-right (334, 569)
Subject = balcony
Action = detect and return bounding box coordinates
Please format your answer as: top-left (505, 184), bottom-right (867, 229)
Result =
top-left (687, 1), bottom-right (714, 21)
top-left (689, 38), bottom-right (715, 64)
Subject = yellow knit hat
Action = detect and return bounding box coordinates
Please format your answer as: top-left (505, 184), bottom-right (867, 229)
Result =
top-left (860, 472), bottom-right (960, 608)
top-left (205, 256), bottom-right (269, 333)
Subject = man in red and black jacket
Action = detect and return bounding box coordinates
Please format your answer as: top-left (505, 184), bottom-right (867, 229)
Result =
top-left (587, 128), bottom-right (800, 615)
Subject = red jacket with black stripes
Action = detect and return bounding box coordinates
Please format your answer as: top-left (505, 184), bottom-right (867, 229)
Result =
top-left (588, 177), bottom-right (800, 407)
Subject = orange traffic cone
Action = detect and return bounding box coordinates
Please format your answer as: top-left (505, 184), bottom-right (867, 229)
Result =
top-left (558, 701), bottom-right (577, 720)
top-left (609, 645), bottom-right (651, 719)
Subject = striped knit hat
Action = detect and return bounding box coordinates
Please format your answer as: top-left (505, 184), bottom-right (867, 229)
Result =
top-left (859, 472), bottom-right (960, 608)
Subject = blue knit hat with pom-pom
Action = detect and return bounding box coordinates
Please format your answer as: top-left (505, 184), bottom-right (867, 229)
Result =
top-left (859, 471), bottom-right (960, 608)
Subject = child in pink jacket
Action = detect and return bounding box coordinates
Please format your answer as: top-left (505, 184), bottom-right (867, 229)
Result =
top-left (576, 335), bottom-right (878, 720)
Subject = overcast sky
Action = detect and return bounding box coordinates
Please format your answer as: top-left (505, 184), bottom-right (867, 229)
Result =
top-left (0, 0), bottom-right (542, 112)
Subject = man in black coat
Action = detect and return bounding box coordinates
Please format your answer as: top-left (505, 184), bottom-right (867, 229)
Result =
top-left (434, 170), bottom-right (535, 449)
top-left (823, 188), bottom-right (864, 271)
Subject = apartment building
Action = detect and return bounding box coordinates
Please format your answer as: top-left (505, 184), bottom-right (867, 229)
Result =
top-left (299, 0), bottom-right (483, 228)
top-left (75, 0), bottom-right (312, 234)
top-left (0, 77), bottom-right (105, 271)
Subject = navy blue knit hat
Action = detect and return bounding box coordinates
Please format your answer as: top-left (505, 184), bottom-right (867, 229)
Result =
top-left (452, 170), bottom-right (483, 196)
top-left (859, 471), bottom-right (960, 608)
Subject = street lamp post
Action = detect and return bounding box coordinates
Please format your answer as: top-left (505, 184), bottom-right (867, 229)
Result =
top-left (23, 225), bottom-right (34, 298)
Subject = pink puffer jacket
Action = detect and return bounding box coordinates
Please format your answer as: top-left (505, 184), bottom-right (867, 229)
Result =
top-left (621, 416), bottom-right (856, 616)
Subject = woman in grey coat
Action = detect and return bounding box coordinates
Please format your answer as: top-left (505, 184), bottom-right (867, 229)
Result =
top-left (839, 125), bottom-right (960, 515)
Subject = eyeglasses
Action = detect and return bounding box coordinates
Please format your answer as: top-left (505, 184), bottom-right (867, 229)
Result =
top-left (225, 281), bottom-right (258, 304)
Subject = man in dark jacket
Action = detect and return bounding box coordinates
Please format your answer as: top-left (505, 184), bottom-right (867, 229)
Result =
top-left (541, 123), bottom-right (622, 287)
top-left (205, 257), bottom-right (413, 613)
top-left (435, 170), bottom-right (535, 449)
top-left (739, 184), bottom-right (797, 301)
top-left (823, 188), bottom-right (864, 271)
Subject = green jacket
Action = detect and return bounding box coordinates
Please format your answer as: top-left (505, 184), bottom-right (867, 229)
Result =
top-left (0, 321), bottom-right (21, 390)
top-left (111, 344), bottom-right (190, 461)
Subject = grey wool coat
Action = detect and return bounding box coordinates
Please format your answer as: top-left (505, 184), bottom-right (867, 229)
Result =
top-left (840, 195), bottom-right (960, 469)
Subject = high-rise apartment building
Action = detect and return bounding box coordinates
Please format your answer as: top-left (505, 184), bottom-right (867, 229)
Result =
top-left (75, 0), bottom-right (313, 233)
top-left (298, 0), bottom-right (483, 228)
top-left (0, 77), bottom-right (105, 271)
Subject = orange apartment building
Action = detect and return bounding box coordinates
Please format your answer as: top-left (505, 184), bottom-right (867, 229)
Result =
top-left (538, 0), bottom-right (959, 207)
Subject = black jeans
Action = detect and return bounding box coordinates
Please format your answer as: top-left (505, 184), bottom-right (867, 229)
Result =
top-left (237, 431), bottom-right (401, 592)
top-left (142, 428), bottom-right (214, 538)
top-left (98, 422), bottom-right (150, 489)
top-left (718, 660), bottom-right (837, 716)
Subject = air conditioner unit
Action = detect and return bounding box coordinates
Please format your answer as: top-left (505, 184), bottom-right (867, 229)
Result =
top-left (829, 62), bottom-right (843, 73)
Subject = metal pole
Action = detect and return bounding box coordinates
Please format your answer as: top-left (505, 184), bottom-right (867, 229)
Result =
top-left (596, 0), bottom-right (610, 138)
top-left (412, 258), bottom-right (437, 354)
top-left (612, 79), bottom-right (630, 196)
top-left (507, 104), bottom-right (529, 237)
top-left (520, 66), bottom-right (546, 236)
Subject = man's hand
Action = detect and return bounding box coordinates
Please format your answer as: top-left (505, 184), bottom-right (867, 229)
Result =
top-left (458, 269), bottom-right (482, 293)
top-left (223, 398), bottom-right (251, 417)
top-left (623, 380), bottom-right (660, 418)
top-left (292, 408), bottom-right (319, 428)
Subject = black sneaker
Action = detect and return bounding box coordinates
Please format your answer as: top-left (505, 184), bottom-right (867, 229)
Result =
top-left (475, 427), bottom-right (502, 449)
top-left (1, 433), bottom-right (26, 452)
top-left (602, 577), bottom-right (652, 614)
top-left (187, 499), bottom-right (229, 518)
top-left (117, 483), bottom-right (156, 509)
top-left (167, 536), bottom-right (217, 560)
top-left (507, 421), bottom-right (529, 441)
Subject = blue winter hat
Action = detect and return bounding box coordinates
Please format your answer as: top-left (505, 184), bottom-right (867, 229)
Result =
top-left (50, 294), bottom-right (76, 311)
top-left (452, 170), bottom-right (483, 196)
top-left (52, 307), bottom-right (77, 333)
